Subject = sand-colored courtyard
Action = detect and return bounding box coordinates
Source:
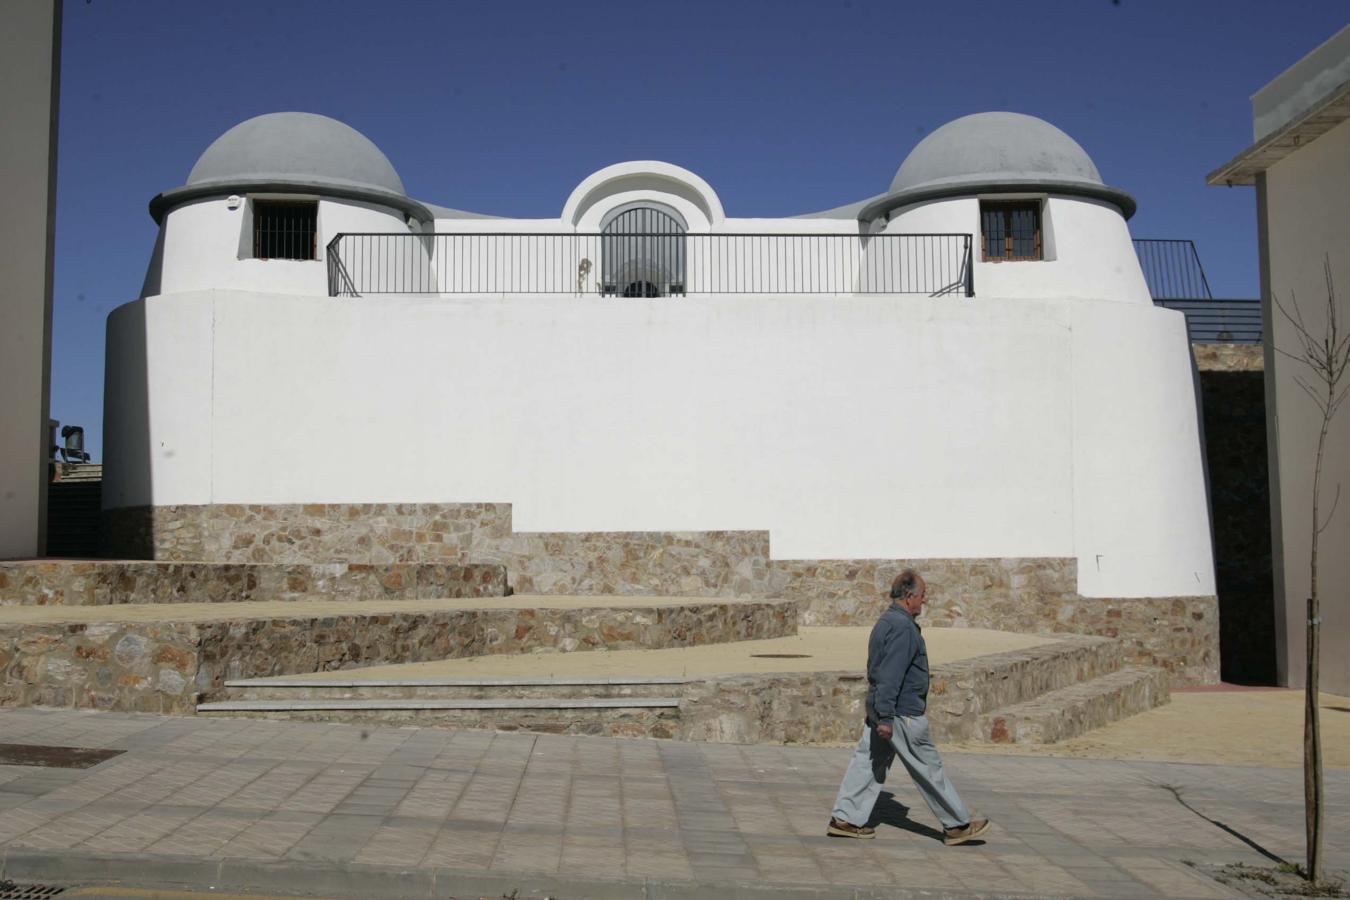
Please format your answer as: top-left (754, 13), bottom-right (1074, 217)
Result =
top-left (253, 626), bottom-right (1052, 682)
top-left (947, 688), bottom-right (1350, 769)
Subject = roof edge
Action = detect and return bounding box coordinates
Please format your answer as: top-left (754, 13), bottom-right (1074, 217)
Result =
top-left (1207, 80), bottom-right (1350, 187)
top-left (149, 179), bottom-right (432, 225)
top-left (858, 179), bottom-right (1136, 222)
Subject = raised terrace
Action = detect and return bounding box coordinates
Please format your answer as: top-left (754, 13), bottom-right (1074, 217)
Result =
top-left (0, 590), bottom-right (797, 715)
top-left (199, 628), bottom-right (1168, 745)
top-left (0, 556), bottom-right (1173, 747)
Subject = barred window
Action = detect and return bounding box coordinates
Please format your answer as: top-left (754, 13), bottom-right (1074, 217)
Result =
top-left (252, 200), bottom-right (318, 260)
top-left (980, 200), bottom-right (1042, 262)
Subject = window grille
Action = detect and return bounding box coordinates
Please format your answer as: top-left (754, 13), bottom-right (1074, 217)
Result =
top-left (980, 201), bottom-right (1042, 261)
top-left (253, 200), bottom-right (318, 260)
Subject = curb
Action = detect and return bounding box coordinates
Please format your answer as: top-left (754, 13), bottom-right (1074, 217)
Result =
top-left (0, 848), bottom-right (1080, 899)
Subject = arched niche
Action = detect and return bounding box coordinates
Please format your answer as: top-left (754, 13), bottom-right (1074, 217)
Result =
top-left (562, 161), bottom-right (724, 232)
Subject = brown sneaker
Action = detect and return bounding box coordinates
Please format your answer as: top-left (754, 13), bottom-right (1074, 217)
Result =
top-left (827, 817), bottom-right (876, 839)
top-left (943, 817), bottom-right (990, 846)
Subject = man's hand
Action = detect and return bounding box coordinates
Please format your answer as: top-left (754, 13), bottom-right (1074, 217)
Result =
top-left (875, 722), bottom-right (893, 740)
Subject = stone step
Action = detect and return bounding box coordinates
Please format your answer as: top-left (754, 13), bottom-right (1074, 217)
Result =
top-left (218, 675), bottom-right (689, 702)
top-left (972, 665), bottom-right (1170, 744)
top-left (926, 634), bottom-right (1125, 742)
top-left (198, 696), bottom-right (682, 712)
top-left (195, 695), bottom-right (684, 738)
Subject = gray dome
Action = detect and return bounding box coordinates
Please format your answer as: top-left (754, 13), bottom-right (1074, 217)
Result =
top-left (891, 112), bottom-right (1103, 193)
top-left (150, 112), bottom-right (431, 223)
top-left (859, 111), bottom-right (1135, 220)
top-left (186, 112), bottom-right (405, 195)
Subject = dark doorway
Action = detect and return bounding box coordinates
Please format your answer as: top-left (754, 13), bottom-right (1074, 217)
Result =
top-left (601, 206), bottom-right (686, 297)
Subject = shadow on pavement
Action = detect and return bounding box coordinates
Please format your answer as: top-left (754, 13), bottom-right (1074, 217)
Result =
top-left (1154, 781), bottom-right (1289, 865)
top-left (868, 791), bottom-right (980, 844)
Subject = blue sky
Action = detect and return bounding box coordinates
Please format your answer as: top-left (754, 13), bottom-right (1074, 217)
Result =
top-left (51, 0), bottom-right (1349, 460)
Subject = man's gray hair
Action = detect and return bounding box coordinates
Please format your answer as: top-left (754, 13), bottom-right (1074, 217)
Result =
top-left (890, 569), bottom-right (921, 600)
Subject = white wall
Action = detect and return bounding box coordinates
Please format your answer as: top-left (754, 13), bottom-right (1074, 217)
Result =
top-left (104, 288), bottom-right (1215, 598)
top-left (1263, 117), bottom-right (1350, 692)
top-left (1070, 302), bottom-right (1214, 597)
top-left (886, 196), bottom-right (1152, 304)
top-left (145, 196), bottom-right (411, 298)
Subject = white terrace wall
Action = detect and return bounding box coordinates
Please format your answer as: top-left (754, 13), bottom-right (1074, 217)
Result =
top-left (103, 288), bottom-right (1213, 600)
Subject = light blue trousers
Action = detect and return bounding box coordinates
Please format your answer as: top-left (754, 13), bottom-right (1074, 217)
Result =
top-left (831, 717), bottom-right (971, 831)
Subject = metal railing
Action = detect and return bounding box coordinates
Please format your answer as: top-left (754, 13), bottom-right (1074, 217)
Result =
top-left (1133, 239), bottom-right (1213, 300)
top-left (326, 232), bottom-right (974, 298)
top-left (1134, 239), bottom-right (1262, 342)
top-left (1154, 298), bottom-right (1263, 343)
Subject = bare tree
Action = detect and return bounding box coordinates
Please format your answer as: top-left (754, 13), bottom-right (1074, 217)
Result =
top-left (1271, 258), bottom-right (1350, 884)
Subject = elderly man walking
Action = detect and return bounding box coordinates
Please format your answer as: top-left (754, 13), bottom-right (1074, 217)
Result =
top-left (827, 569), bottom-right (990, 845)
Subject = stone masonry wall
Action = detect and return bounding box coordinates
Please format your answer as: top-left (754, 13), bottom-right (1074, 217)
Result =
top-left (479, 530), bottom-right (779, 598)
top-left (774, 557), bottom-right (1218, 684)
top-left (103, 503), bottom-right (513, 564)
top-left (1, 599), bottom-right (798, 714)
top-left (633, 635), bottom-right (1133, 744)
top-left (778, 558), bottom-right (1077, 627)
top-left (0, 621), bottom-right (202, 714)
top-left (0, 560), bottom-right (506, 606)
top-left (104, 504), bottom-right (779, 599)
top-left (1193, 343), bottom-right (1276, 685)
top-left (99, 502), bottom-right (1219, 683)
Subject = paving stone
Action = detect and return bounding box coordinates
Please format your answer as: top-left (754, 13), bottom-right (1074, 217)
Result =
top-left (0, 708), bottom-right (1344, 898)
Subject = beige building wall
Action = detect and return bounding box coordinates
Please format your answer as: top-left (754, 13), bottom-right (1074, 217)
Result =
top-left (1261, 118), bottom-right (1350, 694)
top-left (0, 0), bottom-right (62, 560)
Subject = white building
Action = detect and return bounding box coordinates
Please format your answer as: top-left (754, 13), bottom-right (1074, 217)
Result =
top-left (105, 110), bottom-right (1216, 646)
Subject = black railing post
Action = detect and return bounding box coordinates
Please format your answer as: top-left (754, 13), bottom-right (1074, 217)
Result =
top-left (964, 235), bottom-right (975, 298)
top-left (325, 234), bottom-right (342, 297)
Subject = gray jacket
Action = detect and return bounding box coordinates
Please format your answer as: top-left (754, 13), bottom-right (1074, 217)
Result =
top-left (864, 603), bottom-right (929, 723)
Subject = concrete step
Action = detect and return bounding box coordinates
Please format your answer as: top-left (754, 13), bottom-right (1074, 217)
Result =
top-left (972, 665), bottom-right (1170, 744)
top-left (217, 675), bottom-right (689, 702)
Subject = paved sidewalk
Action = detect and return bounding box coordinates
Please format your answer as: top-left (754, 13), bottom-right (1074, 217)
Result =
top-left (0, 709), bottom-right (1346, 899)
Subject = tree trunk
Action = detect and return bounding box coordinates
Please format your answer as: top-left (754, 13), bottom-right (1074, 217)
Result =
top-left (1305, 595), bottom-right (1322, 882)
top-left (1304, 413), bottom-right (1329, 883)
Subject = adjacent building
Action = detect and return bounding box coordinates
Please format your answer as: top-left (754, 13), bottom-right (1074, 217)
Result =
top-left (1209, 25), bottom-right (1350, 694)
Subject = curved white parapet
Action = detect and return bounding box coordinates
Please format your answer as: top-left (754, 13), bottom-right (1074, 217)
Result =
top-left (561, 161), bottom-right (725, 231)
top-left (103, 288), bottom-right (1214, 599)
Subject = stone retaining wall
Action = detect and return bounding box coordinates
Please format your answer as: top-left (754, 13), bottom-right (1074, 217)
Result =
top-left (481, 530), bottom-right (779, 597)
top-left (97, 501), bottom-right (1219, 683)
top-left (0, 561), bottom-right (507, 606)
top-left (0, 599), bottom-right (798, 714)
top-left (105, 504), bottom-right (781, 599)
top-left (207, 634), bottom-right (1150, 745)
top-left (680, 635), bottom-right (1126, 745)
top-left (774, 557), bottom-right (1217, 685)
top-left (102, 502), bottom-right (513, 564)
top-left (778, 557), bottom-right (1077, 627)
top-left (0, 622), bottom-right (200, 713)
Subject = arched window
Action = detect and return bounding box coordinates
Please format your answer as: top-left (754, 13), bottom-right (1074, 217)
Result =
top-left (601, 206), bottom-right (687, 297)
